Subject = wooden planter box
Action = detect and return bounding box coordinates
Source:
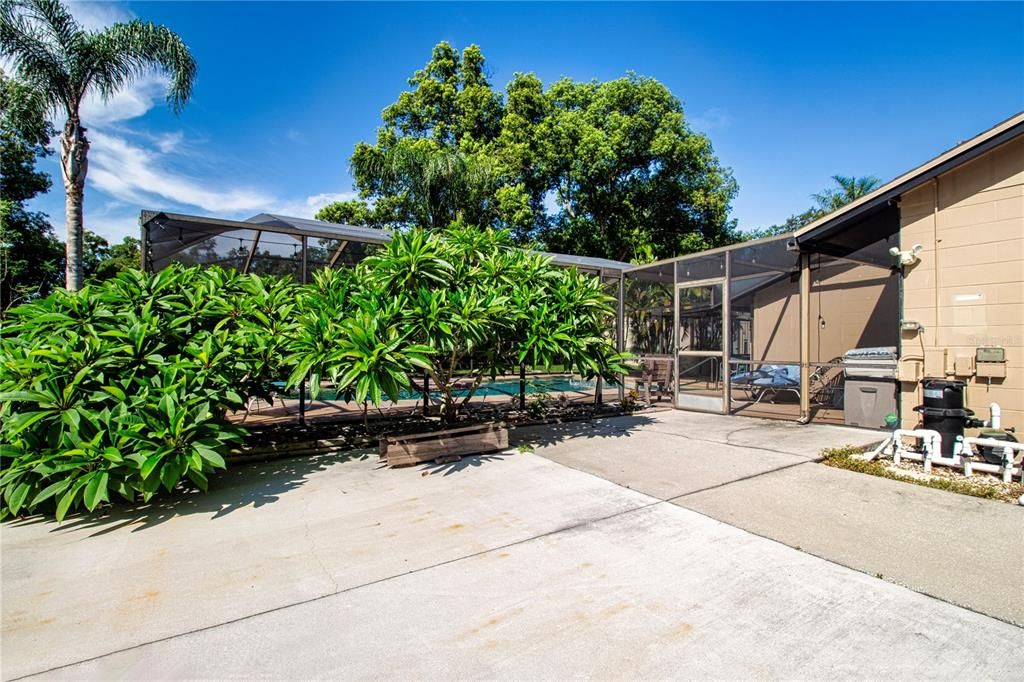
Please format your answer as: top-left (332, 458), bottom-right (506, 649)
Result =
top-left (380, 422), bottom-right (508, 467)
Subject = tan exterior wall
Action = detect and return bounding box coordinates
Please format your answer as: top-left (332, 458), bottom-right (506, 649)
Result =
top-left (899, 136), bottom-right (1024, 431)
top-left (752, 262), bottom-right (898, 363)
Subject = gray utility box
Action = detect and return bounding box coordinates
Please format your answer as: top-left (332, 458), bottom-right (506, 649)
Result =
top-left (844, 378), bottom-right (897, 428)
top-left (843, 347), bottom-right (898, 429)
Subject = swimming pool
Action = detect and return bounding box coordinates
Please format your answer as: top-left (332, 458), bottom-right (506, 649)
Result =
top-left (298, 376), bottom-right (610, 403)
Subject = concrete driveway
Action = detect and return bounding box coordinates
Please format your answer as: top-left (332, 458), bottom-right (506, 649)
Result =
top-left (2, 412), bottom-right (1021, 680)
top-left (514, 410), bottom-right (1024, 625)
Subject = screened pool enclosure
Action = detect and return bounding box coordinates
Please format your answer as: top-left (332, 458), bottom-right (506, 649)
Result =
top-left (141, 210), bottom-right (900, 427)
top-left (622, 222), bottom-right (900, 424)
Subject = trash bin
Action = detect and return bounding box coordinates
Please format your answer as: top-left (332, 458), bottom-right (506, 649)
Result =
top-left (843, 347), bottom-right (898, 429)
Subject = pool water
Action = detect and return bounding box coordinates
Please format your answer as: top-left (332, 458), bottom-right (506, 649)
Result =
top-left (297, 376), bottom-right (610, 403)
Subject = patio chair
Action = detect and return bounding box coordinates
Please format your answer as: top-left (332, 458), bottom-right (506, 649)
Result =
top-left (809, 358), bottom-right (845, 408)
top-left (635, 356), bottom-right (674, 403)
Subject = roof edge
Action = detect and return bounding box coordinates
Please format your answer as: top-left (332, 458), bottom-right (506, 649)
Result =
top-left (794, 111), bottom-right (1024, 243)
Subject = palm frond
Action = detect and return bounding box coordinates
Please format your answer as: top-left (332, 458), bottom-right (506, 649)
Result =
top-left (17, 0), bottom-right (79, 49)
top-left (85, 20), bottom-right (195, 113)
top-left (0, 0), bottom-right (71, 113)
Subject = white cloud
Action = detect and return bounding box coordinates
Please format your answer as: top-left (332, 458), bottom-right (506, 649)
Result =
top-left (79, 73), bottom-right (169, 126)
top-left (689, 107), bottom-right (733, 134)
top-left (271, 191), bottom-right (358, 218)
top-left (285, 129), bottom-right (307, 145)
top-left (82, 129), bottom-right (356, 239)
top-left (542, 189), bottom-right (560, 216)
top-left (87, 130), bottom-right (276, 213)
top-left (69, 2), bottom-right (134, 31)
top-left (155, 131), bottom-right (184, 154)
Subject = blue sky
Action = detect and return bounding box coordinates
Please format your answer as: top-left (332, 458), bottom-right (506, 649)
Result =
top-left (27, 1), bottom-right (1024, 243)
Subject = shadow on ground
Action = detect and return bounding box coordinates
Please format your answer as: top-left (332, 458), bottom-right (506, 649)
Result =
top-left (6, 414), bottom-right (654, 537)
top-left (509, 413), bottom-right (655, 449)
top-left (6, 449), bottom-right (374, 537)
top-left (418, 453), bottom-right (510, 477)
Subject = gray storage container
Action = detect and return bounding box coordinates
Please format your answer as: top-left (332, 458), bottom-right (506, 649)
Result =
top-left (844, 378), bottom-right (897, 429)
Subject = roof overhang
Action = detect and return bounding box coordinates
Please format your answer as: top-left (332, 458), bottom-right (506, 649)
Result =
top-left (794, 111), bottom-right (1024, 249)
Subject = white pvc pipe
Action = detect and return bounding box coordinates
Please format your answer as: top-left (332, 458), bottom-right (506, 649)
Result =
top-left (987, 403), bottom-right (1001, 430)
top-left (891, 429), bottom-right (941, 467)
top-left (964, 436), bottom-right (1023, 483)
top-left (890, 450), bottom-right (1021, 479)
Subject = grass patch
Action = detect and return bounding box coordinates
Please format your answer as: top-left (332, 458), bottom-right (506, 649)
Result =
top-left (821, 445), bottom-right (1024, 504)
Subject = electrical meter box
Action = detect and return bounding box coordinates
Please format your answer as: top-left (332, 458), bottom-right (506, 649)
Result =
top-left (975, 347), bottom-right (1005, 363)
top-left (975, 347), bottom-right (1007, 379)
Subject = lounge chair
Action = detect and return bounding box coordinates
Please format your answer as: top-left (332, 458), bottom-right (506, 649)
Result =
top-left (730, 364), bottom-right (800, 404)
top-left (730, 360), bottom-right (845, 407)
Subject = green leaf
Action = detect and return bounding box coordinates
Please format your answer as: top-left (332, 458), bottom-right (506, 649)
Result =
top-left (187, 468), bottom-right (209, 492)
top-left (102, 385), bottom-right (127, 401)
top-left (0, 390), bottom-right (48, 403)
top-left (6, 410), bottom-right (54, 437)
top-left (83, 472), bottom-right (109, 512)
top-left (55, 479), bottom-right (88, 522)
top-left (30, 478), bottom-right (73, 507)
top-left (7, 483), bottom-right (31, 516)
top-left (193, 444), bottom-right (226, 469)
top-left (141, 453), bottom-right (164, 480)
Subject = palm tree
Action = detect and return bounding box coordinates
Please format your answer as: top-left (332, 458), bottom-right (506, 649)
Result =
top-left (812, 175), bottom-right (881, 214)
top-left (0, 0), bottom-right (195, 290)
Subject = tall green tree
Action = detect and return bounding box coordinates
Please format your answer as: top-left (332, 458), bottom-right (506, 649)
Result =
top-left (535, 74), bottom-right (737, 262)
top-left (345, 42), bottom-right (737, 263)
top-left (0, 70), bottom-right (62, 309)
top-left (351, 140), bottom-right (497, 230)
top-left (0, 0), bottom-right (196, 290)
top-left (82, 232), bottom-right (140, 282)
top-left (314, 198), bottom-right (380, 228)
top-left (350, 42), bottom-right (502, 231)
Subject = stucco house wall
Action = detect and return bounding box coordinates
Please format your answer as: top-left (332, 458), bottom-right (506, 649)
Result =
top-left (752, 262), bottom-right (897, 365)
top-left (898, 135), bottom-right (1024, 431)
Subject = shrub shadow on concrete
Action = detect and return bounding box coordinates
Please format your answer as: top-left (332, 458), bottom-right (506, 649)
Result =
top-left (509, 413), bottom-right (656, 450)
top-left (8, 449), bottom-right (374, 537)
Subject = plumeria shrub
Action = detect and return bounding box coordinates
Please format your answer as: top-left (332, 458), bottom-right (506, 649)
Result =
top-left (0, 265), bottom-right (297, 520)
top-left (289, 226), bottom-right (628, 423)
top-left (1, 228), bottom-right (628, 520)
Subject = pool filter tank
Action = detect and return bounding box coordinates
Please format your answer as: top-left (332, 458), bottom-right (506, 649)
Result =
top-left (914, 378), bottom-right (984, 458)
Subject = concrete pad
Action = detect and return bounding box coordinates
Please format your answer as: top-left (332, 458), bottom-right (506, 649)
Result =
top-left (629, 409), bottom-right (884, 459)
top-left (511, 411), bottom-right (882, 500)
top-left (1, 450), bottom-right (652, 680)
top-left (519, 411), bottom-right (1024, 625)
top-left (676, 461), bottom-right (1024, 625)
top-left (27, 503), bottom-right (1022, 681)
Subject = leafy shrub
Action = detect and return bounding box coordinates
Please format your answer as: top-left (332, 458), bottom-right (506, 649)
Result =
top-left (2, 228), bottom-right (629, 519)
top-left (288, 226), bottom-right (629, 423)
top-left (0, 265), bottom-right (296, 520)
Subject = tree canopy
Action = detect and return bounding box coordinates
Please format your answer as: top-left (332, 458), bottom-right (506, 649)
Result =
top-left (331, 41), bottom-right (738, 264)
top-left (0, 70), bottom-right (63, 309)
